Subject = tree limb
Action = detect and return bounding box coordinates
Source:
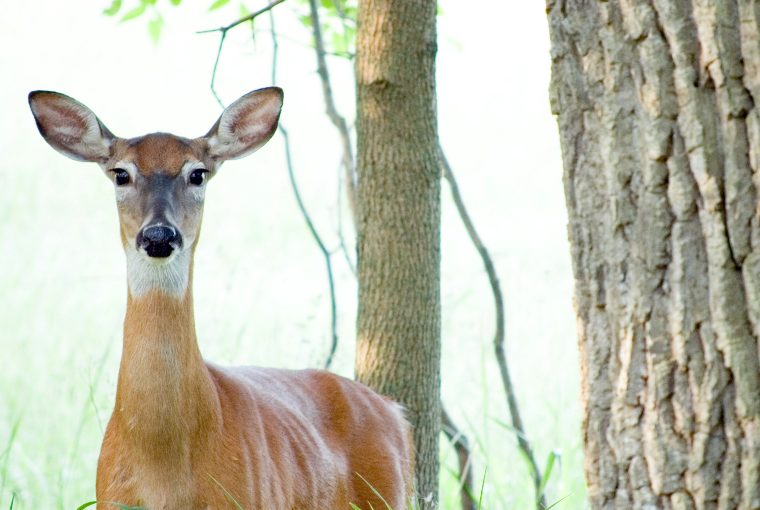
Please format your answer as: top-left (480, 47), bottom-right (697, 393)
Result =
top-left (306, 0), bottom-right (358, 228)
top-left (197, 0), bottom-right (289, 35)
top-left (279, 125), bottom-right (340, 369)
top-left (199, 0), bottom-right (290, 107)
top-left (267, 7), bottom-right (339, 370)
top-left (438, 145), bottom-right (546, 508)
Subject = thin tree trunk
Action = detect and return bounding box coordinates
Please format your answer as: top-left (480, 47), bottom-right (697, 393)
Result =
top-left (354, 0), bottom-right (441, 508)
top-left (548, 1), bottom-right (760, 508)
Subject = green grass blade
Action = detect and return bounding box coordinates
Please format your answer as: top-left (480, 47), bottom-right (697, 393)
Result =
top-left (0, 416), bottom-right (22, 498)
top-left (76, 501), bottom-right (146, 510)
top-left (477, 465), bottom-right (487, 510)
top-left (536, 450), bottom-right (559, 504)
top-left (354, 472), bottom-right (393, 510)
top-left (544, 493), bottom-right (572, 509)
top-left (208, 473), bottom-right (245, 510)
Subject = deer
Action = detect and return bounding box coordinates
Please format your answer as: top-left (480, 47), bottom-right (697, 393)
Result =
top-left (28, 88), bottom-right (414, 510)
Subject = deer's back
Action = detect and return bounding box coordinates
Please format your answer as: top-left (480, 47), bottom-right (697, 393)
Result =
top-left (207, 365), bottom-right (414, 509)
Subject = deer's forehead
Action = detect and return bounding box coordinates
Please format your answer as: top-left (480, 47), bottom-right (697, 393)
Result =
top-left (112, 134), bottom-right (207, 176)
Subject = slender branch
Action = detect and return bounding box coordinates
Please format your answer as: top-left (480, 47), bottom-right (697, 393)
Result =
top-left (268, 8), bottom-right (277, 84)
top-left (269, 11), bottom-right (339, 369)
top-left (441, 406), bottom-right (476, 510)
top-left (307, 0), bottom-right (358, 228)
top-left (210, 30), bottom-right (227, 108)
top-left (196, 0), bottom-right (289, 34)
top-left (336, 160), bottom-right (357, 277)
top-left (201, 0), bottom-right (290, 107)
top-left (438, 145), bottom-right (546, 508)
top-left (279, 126), bottom-right (339, 369)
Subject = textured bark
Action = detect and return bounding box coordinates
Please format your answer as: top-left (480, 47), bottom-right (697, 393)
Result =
top-left (548, 1), bottom-right (760, 508)
top-left (354, 0), bottom-right (441, 508)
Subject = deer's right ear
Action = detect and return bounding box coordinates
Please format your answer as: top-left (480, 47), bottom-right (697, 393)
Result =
top-left (28, 91), bottom-right (115, 163)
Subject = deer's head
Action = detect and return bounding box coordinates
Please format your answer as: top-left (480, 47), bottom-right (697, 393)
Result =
top-left (29, 88), bottom-right (283, 297)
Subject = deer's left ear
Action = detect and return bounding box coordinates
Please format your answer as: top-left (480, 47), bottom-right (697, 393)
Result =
top-left (204, 87), bottom-right (283, 162)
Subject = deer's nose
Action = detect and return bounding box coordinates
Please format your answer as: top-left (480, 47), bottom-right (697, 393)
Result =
top-left (137, 225), bottom-right (180, 258)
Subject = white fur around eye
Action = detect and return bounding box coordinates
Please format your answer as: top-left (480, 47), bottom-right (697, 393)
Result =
top-left (181, 162), bottom-right (209, 202)
top-left (104, 162), bottom-right (137, 202)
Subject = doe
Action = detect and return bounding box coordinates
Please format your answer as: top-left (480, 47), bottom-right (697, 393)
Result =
top-left (29, 88), bottom-right (413, 510)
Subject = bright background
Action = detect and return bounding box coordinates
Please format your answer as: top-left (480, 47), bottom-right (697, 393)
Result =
top-left (0, 1), bottom-right (584, 508)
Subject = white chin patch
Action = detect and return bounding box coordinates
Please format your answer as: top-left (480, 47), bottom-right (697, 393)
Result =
top-left (126, 247), bottom-right (190, 298)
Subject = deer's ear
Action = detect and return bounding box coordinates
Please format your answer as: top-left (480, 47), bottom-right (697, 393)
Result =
top-left (28, 91), bottom-right (115, 163)
top-left (204, 87), bottom-right (283, 162)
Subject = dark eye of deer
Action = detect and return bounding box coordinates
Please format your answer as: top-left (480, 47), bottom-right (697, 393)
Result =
top-left (111, 169), bottom-right (130, 186)
top-left (189, 169), bottom-right (207, 186)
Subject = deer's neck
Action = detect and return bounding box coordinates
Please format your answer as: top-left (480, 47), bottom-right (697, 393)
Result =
top-left (115, 253), bottom-right (220, 465)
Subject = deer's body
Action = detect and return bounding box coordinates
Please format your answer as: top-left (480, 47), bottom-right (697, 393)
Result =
top-left (29, 89), bottom-right (413, 510)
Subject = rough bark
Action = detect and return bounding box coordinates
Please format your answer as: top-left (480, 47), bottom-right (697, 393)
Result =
top-left (548, 1), bottom-right (760, 508)
top-left (354, 0), bottom-right (441, 508)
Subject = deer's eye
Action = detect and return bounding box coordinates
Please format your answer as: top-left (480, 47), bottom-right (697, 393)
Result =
top-left (189, 169), bottom-right (207, 186)
top-left (110, 169), bottom-right (130, 186)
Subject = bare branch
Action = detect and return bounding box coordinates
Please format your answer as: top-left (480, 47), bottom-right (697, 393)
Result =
top-left (441, 406), bottom-right (476, 510)
top-left (268, 8), bottom-right (278, 84)
top-left (197, 0), bottom-right (289, 35)
top-left (209, 31), bottom-right (227, 108)
top-left (201, 0), bottom-right (290, 106)
top-left (307, 0), bottom-right (358, 227)
top-left (438, 145), bottom-right (546, 508)
top-left (336, 161), bottom-right (357, 277)
top-left (279, 126), bottom-right (339, 369)
top-left (268, 10), bottom-right (339, 370)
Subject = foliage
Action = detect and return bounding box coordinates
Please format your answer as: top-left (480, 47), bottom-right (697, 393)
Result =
top-left (103, 0), bottom-right (357, 56)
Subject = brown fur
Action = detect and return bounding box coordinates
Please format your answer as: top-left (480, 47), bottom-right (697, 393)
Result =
top-left (96, 279), bottom-right (413, 509)
top-left (111, 135), bottom-right (207, 176)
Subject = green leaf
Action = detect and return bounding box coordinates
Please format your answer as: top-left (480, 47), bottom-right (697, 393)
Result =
top-left (208, 0), bottom-right (230, 11)
top-left (238, 2), bottom-right (251, 18)
top-left (170, 0), bottom-right (182, 5)
top-left (147, 15), bottom-right (164, 44)
top-left (103, 0), bottom-right (122, 16)
top-left (120, 1), bottom-right (147, 22)
top-left (331, 31), bottom-right (347, 56)
top-left (299, 14), bottom-right (312, 28)
top-left (8, 493), bottom-right (15, 510)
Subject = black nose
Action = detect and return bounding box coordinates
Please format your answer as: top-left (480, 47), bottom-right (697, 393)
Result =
top-left (137, 225), bottom-right (180, 258)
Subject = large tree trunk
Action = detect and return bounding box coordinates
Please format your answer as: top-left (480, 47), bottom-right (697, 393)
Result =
top-left (354, 0), bottom-right (441, 507)
top-left (548, 1), bottom-right (760, 508)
